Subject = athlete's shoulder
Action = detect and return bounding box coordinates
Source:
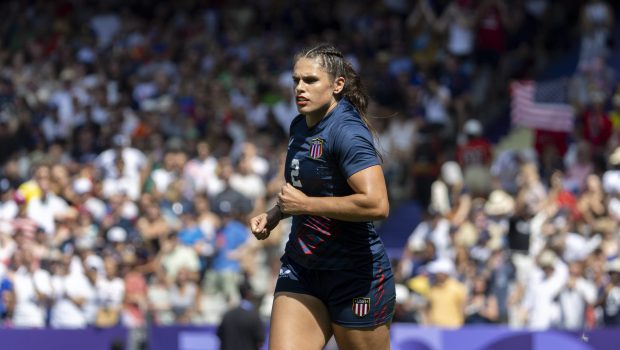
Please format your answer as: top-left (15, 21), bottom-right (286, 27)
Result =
top-left (334, 99), bottom-right (366, 127)
top-left (329, 100), bottom-right (370, 141)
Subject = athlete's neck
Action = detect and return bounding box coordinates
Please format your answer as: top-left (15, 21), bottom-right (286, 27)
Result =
top-left (305, 100), bottom-right (338, 128)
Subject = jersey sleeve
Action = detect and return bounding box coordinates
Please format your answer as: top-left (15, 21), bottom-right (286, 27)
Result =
top-left (331, 118), bottom-right (380, 179)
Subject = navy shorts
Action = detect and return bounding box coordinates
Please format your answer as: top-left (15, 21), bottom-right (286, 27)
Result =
top-left (274, 253), bottom-right (395, 328)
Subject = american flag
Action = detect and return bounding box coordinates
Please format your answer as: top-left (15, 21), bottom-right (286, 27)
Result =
top-left (510, 79), bottom-right (575, 132)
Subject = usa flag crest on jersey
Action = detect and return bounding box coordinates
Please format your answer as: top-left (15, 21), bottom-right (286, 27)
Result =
top-left (309, 138), bottom-right (324, 159)
top-left (352, 297), bottom-right (370, 317)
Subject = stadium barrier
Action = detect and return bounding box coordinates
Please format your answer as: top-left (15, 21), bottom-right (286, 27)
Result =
top-left (0, 326), bottom-right (127, 349)
top-left (2, 324), bottom-right (620, 349)
top-left (150, 324), bottom-right (620, 350)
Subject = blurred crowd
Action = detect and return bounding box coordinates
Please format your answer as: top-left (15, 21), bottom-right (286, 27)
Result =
top-left (0, 0), bottom-right (618, 332)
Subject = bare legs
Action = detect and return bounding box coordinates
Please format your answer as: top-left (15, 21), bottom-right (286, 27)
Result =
top-left (269, 292), bottom-right (391, 350)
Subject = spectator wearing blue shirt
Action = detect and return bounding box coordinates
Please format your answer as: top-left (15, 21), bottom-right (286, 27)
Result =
top-left (203, 202), bottom-right (251, 306)
top-left (177, 204), bottom-right (203, 247)
top-left (0, 276), bottom-right (13, 325)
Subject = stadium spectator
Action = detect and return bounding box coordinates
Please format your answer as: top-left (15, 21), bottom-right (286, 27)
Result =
top-left (464, 275), bottom-right (499, 324)
top-left (556, 260), bottom-right (597, 330)
top-left (204, 202), bottom-right (252, 306)
top-left (602, 259), bottom-right (620, 326)
top-left (159, 231), bottom-right (200, 284)
top-left (578, 0), bottom-right (614, 68)
top-left (169, 267), bottom-right (200, 324)
top-left (515, 162), bottom-right (547, 217)
top-left (49, 254), bottom-right (91, 328)
top-left (146, 270), bottom-right (175, 326)
top-left (217, 280), bottom-right (266, 350)
top-left (95, 257), bottom-right (125, 328)
top-left (424, 258), bottom-right (467, 328)
top-left (11, 249), bottom-right (52, 328)
top-left (431, 161), bottom-right (472, 226)
top-left (520, 250), bottom-right (569, 329)
top-left (406, 207), bottom-right (451, 262)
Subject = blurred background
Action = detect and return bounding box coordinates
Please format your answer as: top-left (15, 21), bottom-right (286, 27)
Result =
top-left (0, 0), bottom-right (619, 349)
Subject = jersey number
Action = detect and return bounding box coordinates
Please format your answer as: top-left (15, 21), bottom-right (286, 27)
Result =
top-left (291, 159), bottom-right (302, 188)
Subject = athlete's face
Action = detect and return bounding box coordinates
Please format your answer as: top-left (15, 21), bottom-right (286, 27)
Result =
top-left (292, 57), bottom-right (344, 123)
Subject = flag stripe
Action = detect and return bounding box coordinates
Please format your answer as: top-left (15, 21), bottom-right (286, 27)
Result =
top-left (353, 299), bottom-right (370, 317)
top-left (510, 80), bottom-right (575, 132)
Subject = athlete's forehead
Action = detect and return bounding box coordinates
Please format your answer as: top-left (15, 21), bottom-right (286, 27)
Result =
top-left (292, 57), bottom-right (329, 79)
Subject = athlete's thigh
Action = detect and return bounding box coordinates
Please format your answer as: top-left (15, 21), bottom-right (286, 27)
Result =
top-left (332, 323), bottom-right (391, 350)
top-left (269, 292), bottom-right (333, 350)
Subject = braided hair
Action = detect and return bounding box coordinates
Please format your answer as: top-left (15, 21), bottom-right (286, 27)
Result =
top-left (294, 43), bottom-right (382, 160)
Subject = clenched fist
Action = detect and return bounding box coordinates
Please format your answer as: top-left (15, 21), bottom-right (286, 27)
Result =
top-left (277, 183), bottom-right (309, 215)
top-left (250, 205), bottom-right (283, 240)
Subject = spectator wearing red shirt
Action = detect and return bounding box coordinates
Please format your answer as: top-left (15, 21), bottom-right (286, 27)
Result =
top-left (457, 119), bottom-right (493, 168)
top-left (475, 0), bottom-right (511, 67)
top-left (457, 119), bottom-right (493, 197)
top-left (582, 93), bottom-right (612, 150)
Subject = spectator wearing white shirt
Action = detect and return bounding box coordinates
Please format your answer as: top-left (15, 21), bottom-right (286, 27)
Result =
top-left (271, 83), bottom-right (297, 135)
top-left (11, 250), bottom-right (52, 328)
top-left (421, 77), bottom-right (452, 130)
top-left (182, 141), bottom-right (219, 198)
top-left (556, 260), bottom-right (597, 330)
top-left (150, 144), bottom-right (187, 197)
top-left (147, 271), bottom-right (174, 325)
top-left (89, 3), bottom-right (121, 49)
top-left (48, 70), bottom-right (77, 133)
top-left (81, 254), bottom-right (104, 326)
top-left (239, 142), bottom-right (269, 179)
top-left (0, 178), bottom-right (18, 233)
top-left (520, 250), bottom-right (569, 330)
top-left (95, 135), bottom-right (147, 182)
top-left (407, 207), bottom-right (452, 261)
top-left (17, 163), bottom-right (68, 235)
top-left (101, 156), bottom-right (142, 201)
top-left (602, 259), bottom-right (620, 326)
top-left (230, 154), bottom-right (265, 204)
top-left (49, 255), bottom-right (93, 329)
top-left (95, 257), bottom-right (125, 327)
top-left (159, 232), bottom-right (200, 283)
top-left (431, 161), bottom-right (472, 227)
top-left (70, 177), bottom-right (106, 221)
top-left (26, 190), bottom-right (69, 236)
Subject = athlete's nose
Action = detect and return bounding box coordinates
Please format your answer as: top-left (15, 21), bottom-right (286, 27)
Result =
top-left (295, 82), bottom-right (304, 94)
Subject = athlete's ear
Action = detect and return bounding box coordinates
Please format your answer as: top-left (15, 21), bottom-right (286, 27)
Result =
top-left (333, 76), bottom-right (345, 95)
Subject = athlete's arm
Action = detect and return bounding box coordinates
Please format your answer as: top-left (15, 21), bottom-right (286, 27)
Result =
top-left (278, 164), bottom-right (389, 222)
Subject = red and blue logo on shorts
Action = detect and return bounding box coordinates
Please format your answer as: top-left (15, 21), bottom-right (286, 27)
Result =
top-left (309, 138), bottom-right (324, 159)
top-left (352, 297), bottom-right (371, 317)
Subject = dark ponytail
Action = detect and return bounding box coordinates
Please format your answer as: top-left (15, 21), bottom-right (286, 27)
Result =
top-left (295, 43), bottom-right (382, 160)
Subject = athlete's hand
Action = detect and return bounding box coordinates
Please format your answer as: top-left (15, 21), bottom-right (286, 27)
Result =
top-left (278, 183), bottom-right (308, 215)
top-left (250, 206), bottom-right (282, 240)
top-left (250, 213), bottom-right (271, 240)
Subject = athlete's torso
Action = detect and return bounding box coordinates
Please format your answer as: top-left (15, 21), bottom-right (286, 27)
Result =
top-left (283, 99), bottom-right (386, 269)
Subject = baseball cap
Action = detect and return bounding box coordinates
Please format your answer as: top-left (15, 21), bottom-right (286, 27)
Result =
top-left (463, 119), bottom-right (483, 136)
top-left (107, 226), bottom-right (128, 243)
top-left (427, 259), bottom-right (455, 275)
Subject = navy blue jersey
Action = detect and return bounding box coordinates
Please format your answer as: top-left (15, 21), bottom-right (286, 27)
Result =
top-left (283, 99), bottom-right (387, 269)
